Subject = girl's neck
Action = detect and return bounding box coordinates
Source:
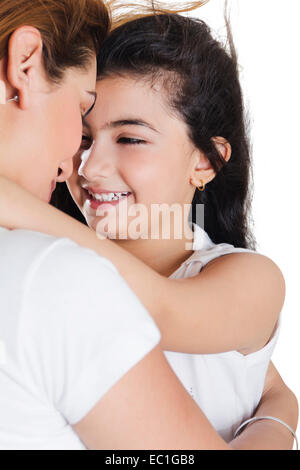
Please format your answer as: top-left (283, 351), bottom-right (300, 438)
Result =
top-left (113, 225), bottom-right (195, 277)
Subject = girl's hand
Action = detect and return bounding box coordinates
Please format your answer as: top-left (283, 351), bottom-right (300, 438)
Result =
top-left (230, 362), bottom-right (298, 450)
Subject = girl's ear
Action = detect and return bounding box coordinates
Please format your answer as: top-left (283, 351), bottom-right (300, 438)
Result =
top-left (212, 136), bottom-right (232, 163)
top-left (190, 148), bottom-right (216, 189)
top-left (190, 137), bottom-right (231, 189)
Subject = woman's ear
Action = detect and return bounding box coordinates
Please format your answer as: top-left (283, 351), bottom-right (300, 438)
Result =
top-left (6, 26), bottom-right (44, 109)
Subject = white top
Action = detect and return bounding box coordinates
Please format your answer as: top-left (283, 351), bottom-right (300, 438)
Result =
top-left (0, 226), bottom-right (161, 450)
top-left (164, 223), bottom-right (281, 442)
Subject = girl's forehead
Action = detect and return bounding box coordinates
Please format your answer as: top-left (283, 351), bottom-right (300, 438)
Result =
top-left (94, 75), bottom-right (176, 120)
top-left (96, 73), bottom-right (168, 94)
top-left (87, 74), bottom-right (188, 140)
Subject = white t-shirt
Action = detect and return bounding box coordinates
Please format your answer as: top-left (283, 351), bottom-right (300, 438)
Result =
top-left (164, 223), bottom-right (281, 442)
top-left (0, 226), bottom-right (161, 450)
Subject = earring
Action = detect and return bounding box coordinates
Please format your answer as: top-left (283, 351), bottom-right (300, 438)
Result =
top-left (0, 79), bottom-right (19, 104)
top-left (197, 179), bottom-right (206, 192)
top-left (7, 95), bottom-right (19, 103)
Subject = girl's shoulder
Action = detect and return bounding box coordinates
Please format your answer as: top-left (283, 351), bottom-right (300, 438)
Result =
top-left (170, 223), bottom-right (256, 279)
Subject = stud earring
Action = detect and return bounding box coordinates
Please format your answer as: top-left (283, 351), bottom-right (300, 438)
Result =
top-left (0, 80), bottom-right (19, 104)
top-left (7, 95), bottom-right (19, 103)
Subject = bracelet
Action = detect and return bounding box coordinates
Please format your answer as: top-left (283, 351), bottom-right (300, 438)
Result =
top-left (233, 415), bottom-right (298, 450)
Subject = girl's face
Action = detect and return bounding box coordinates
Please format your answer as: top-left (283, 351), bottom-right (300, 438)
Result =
top-left (68, 75), bottom-right (202, 239)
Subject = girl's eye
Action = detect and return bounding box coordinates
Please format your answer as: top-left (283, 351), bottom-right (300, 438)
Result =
top-left (80, 135), bottom-right (93, 150)
top-left (117, 137), bottom-right (146, 145)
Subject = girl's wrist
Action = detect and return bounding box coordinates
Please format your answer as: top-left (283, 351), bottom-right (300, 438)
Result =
top-left (230, 419), bottom-right (295, 450)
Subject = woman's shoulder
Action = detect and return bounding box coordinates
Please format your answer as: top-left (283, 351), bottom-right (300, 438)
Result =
top-left (0, 228), bottom-right (67, 287)
top-left (0, 228), bottom-right (121, 302)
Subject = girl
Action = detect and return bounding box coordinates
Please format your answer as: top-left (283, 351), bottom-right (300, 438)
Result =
top-left (0, 11), bottom-right (297, 448)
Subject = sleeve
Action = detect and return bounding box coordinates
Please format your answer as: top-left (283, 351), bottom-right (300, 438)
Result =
top-left (19, 238), bottom-right (161, 425)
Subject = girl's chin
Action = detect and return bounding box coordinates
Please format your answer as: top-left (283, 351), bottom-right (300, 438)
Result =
top-left (85, 214), bottom-right (123, 238)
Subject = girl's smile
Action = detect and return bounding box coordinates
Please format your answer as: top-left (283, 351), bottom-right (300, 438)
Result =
top-left (84, 189), bottom-right (133, 210)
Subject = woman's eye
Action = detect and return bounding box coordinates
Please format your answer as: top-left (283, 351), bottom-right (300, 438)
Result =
top-left (117, 137), bottom-right (146, 145)
top-left (80, 135), bottom-right (93, 150)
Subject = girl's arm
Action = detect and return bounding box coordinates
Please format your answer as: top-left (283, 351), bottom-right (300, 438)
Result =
top-left (0, 176), bottom-right (284, 354)
top-left (230, 361), bottom-right (298, 450)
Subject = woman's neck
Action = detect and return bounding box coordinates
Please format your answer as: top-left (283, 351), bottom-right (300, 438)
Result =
top-left (113, 225), bottom-right (195, 277)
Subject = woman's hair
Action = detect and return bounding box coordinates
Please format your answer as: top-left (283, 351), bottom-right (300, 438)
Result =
top-left (0, 0), bottom-right (207, 83)
top-left (108, 0), bottom-right (209, 29)
top-left (95, 13), bottom-right (256, 250)
top-left (0, 0), bottom-right (111, 83)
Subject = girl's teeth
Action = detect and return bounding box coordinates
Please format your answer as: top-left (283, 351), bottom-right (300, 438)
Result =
top-left (89, 191), bottom-right (130, 202)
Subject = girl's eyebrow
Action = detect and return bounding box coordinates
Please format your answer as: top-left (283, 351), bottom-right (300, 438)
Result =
top-left (104, 119), bottom-right (160, 133)
top-left (82, 117), bottom-right (160, 134)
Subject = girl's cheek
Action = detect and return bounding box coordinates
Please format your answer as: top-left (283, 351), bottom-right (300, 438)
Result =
top-left (72, 153), bottom-right (83, 175)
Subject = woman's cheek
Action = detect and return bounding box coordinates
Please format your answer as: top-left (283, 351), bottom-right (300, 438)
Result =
top-left (67, 114), bottom-right (83, 158)
top-left (58, 106), bottom-right (83, 160)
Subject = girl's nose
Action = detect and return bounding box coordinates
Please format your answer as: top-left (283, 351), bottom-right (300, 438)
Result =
top-left (78, 142), bottom-right (116, 181)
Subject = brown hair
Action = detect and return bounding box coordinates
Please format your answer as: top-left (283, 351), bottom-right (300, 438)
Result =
top-left (0, 0), bottom-right (111, 83)
top-left (0, 1), bottom-right (208, 83)
top-left (107, 1), bottom-right (209, 30)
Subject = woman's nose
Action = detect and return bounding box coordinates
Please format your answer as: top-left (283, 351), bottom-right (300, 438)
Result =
top-left (56, 157), bottom-right (74, 183)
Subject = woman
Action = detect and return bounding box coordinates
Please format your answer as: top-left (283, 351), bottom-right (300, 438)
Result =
top-left (0, 6), bottom-right (297, 449)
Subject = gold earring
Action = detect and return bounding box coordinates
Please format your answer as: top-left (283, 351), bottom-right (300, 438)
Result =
top-left (197, 179), bottom-right (206, 192)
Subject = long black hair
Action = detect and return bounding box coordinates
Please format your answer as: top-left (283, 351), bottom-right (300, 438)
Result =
top-left (96, 13), bottom-right (256, 249)
top-left (52, 11), bottom-right (256, 250)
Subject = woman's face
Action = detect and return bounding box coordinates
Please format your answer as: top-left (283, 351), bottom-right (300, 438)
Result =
top-left (3, 57), bottom-right (97, 203)
top-left (68, 75), bottom-right (200, 239)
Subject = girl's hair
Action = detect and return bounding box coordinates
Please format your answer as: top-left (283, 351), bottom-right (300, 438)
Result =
top-left (0, 0), bottom-right (111, 83)
top-left (95, 13), bottom-right (256, 250)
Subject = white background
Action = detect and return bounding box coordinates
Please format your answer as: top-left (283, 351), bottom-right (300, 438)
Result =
top-left (163, 0), bottom-right (300, 408)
